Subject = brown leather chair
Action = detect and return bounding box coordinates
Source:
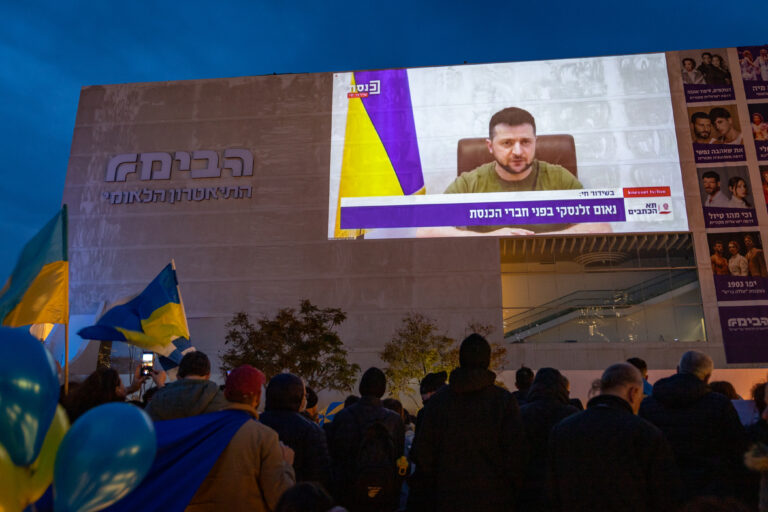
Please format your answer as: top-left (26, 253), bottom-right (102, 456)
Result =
top-left (457, 134), bottom-right (578, 176)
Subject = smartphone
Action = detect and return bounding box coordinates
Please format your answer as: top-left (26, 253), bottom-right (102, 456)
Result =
top-left (141, 351), bottom-right (154, 376)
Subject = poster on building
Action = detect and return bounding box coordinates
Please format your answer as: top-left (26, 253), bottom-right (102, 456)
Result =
top-left (749, 103), bottom-right (768, 162)
top-left (708, 231), bottom-right (768, 301)
top-left (719, 305), bottom-right (768, 363)
top-left (328, 53), bottom-right (687, 240)
top-left (760, 166), bottom-right (768, 207)
top-left (737, 45), bottom-right (768, 100)
top-left (687, 104), bottom-right (746, 163)
top-left (677, 49), bottom-right (734, 103)
top-left (697, 166), bottom-right (756, 227)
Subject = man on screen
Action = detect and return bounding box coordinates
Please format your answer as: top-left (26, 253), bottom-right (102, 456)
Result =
top-left (419, 107), bottom-right (608, 236)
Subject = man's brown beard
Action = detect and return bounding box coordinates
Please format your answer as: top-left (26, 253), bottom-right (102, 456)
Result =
top-left (497, 159), bottom-right (534, 175)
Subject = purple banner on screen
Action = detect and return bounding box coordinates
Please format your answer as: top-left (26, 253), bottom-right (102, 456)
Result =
top-left (684, 84), bottom-right (735, 103)
top-left (755, 140), bottom-right (768, 162)
top-left (744, 81), bottom-right (768, 100)
top-left (713, 275), bottom-right (768, 301)
top-left (693, 143), bottom-right (745, 163)
top-left (719, 305), bottom-right (768, 363)
top-left (340, 198), bottom-right (625, 229)
top-left (704, 207), bottom-right (757, 228)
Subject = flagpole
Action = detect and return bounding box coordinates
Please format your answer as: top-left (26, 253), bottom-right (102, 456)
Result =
top-left (63, 204), bottom-right (70, 395)
top-left (64, 322), bottom-right (70, 395)
top-left (171, 259), bottom-right (190, 334)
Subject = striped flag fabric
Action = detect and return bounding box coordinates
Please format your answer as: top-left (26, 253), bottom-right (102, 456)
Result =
top-left (77, 264), bottom-right (190, 358)
top-left (0, 206), bottom-right (68, 327)
top-left (334, 69), bottom-right (425, 238)
top-left (318, 401), bottom-right (344, 424)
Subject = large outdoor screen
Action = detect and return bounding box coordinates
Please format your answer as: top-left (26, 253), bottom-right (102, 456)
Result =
top-left (328, 53), bottom-right (687, 239)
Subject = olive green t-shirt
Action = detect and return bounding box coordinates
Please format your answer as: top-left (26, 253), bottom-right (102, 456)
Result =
top-left (444, 160), bottom-right (582, 233)
top-left (445, 160), bottom-right (582, 194)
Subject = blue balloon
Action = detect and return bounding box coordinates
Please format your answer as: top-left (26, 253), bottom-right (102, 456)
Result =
top-left (54, 403), bottom-right (156, 512)
top-left (0, 326), bottom-right (59, 466)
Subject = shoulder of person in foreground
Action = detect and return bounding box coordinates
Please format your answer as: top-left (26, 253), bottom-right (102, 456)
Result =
top-left (244, 418), bottom-right (297, 510)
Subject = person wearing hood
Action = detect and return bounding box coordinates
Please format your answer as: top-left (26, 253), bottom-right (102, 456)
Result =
top-left (406, 334), bottom-right (526, 512)
top-left (517, 368), bottom-right (579, 511)
top-left (549, 363), bottom-right (681, 512)
top-left (639, 350), bottom-right (751, 504)
top-left (145, 350), bottom-right (230, 421)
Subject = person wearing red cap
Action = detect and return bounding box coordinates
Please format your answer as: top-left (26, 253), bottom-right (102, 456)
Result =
top-left (188, 365), bottom-right (296, 511)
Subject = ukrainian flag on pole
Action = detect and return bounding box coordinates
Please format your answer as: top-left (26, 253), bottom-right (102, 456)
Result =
top-left (0, 206), bottom-right (68, 327)
top-left (77, 263), bottom-right (190, 356)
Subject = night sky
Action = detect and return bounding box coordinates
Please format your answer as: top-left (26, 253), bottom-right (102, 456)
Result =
top-left (1, 0), bottom-right (765, 277)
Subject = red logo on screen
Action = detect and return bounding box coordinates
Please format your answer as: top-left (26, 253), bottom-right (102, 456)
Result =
top-left (660, 202), bottom-right (671, 214)
top-left (623, 187), bottom-right (671, 197)
top-left (348, 80), bottom-right (381, 99)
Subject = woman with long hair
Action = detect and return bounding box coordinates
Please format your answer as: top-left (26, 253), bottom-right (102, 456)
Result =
top-left (63, 367), bottom-right (139, 422)
top-left (727, 176), bottom-right (751, 208)
top-left (728, 240), bottom-right (749, 276)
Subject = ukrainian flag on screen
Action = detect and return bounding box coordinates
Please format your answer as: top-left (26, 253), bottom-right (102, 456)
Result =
top-left (77, 264), bottom-right (189, 351)
top-left (0, 206), bottom-right (68, 327)
top-left (334, 69), bottom-right (425, 238)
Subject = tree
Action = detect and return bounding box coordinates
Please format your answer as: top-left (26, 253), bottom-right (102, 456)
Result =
top-left (220, 299), bottom-right (360, 392)
top-left (380, 314), bottom-right (509, 401)
top-left (444, 320), bottom-right (508, 374)
top-left (380, 313), bottom-right (454, 401)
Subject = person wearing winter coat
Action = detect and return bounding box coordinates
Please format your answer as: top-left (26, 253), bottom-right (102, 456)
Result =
top-left (407, 334), bottom-right (526, 512)
top-left (259, 373), bottom-right (332, 488)
top-left (145, 351), bottom-right (229, 421)
top-left (639, 350), bottom-right (751, 503)
top-left (325, 367), bottom-right (405, 511)
top-left (549, 363), bottom-right (681, 512)
top-left (187, 365), bottom-right (296, 511)
top-left (517, 368), bottom-right (579, 511)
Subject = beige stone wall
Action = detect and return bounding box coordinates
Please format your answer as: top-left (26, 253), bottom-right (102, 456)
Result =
top-left (63, 74), bottom-right (503, 378)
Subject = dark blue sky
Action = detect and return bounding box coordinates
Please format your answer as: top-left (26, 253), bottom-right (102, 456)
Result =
top-left (0, 0), bottom-right (765, 276)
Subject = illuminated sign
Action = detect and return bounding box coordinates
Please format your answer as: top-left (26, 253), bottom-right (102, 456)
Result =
top-left (327, 54), bottom-right (687, 240)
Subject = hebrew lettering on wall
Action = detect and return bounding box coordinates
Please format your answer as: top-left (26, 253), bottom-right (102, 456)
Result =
top-left (104, 148), bottom-right (254, 182)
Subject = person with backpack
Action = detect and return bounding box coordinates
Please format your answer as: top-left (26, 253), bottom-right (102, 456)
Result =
top-left (326, 367), bottom-right (406, 511)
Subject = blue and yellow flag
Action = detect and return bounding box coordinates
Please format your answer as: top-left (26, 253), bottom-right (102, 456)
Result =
top-left (77, 264), bottom-right (190, 354)
top-left (334, 69), bottom-right (425, 238)
top-left (318, 401), bottom-right (344, 424)
top-left (0, 206), bottom-right (68, 327)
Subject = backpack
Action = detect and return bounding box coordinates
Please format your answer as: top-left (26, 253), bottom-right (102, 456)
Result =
top-left (351, 415), bottom-right (402, 511)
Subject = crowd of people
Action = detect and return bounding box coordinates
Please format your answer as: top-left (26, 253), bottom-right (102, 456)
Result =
top-left (56, 335), bottom-right (768, 512)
